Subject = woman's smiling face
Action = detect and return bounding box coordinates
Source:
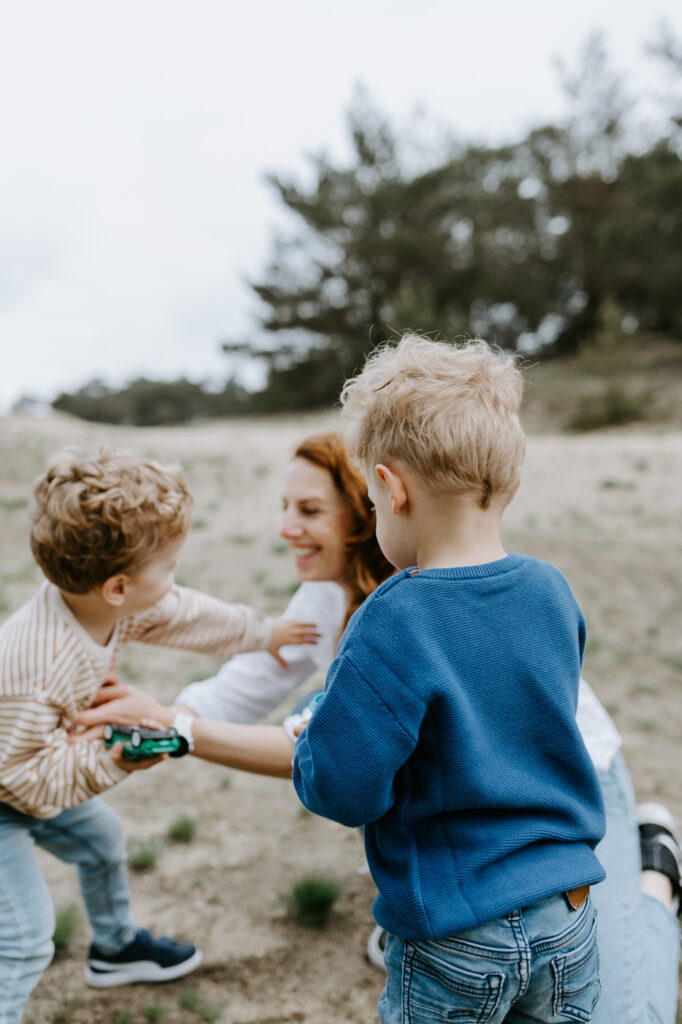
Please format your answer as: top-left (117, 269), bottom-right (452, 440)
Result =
top-left (280, 457), bottom-right (351, 591)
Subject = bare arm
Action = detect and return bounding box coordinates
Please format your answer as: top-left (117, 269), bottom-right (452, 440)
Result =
top-left (73, 683), bottom-right (294, 778)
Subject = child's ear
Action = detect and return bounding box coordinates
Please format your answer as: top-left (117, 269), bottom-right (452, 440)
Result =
top-left (375, 464), bottom-right (408, 514)
top-left (99, 574), bottom-right (128, 607)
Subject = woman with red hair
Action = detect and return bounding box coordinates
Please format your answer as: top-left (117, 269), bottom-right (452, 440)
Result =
top-left (76, 432), bottom-right (680, 1022)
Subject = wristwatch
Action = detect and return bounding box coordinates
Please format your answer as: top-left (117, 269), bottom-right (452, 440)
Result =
top-left (170, 711), bottom-right (195, 756)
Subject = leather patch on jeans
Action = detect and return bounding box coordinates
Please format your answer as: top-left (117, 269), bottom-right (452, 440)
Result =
top-left (563, 884), bottom-right (590, 911)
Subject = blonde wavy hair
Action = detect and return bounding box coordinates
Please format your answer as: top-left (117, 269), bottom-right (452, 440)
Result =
top-left (30, 448), bottom-right (192, 593)
top-left (340, 334), bottom-right (526, 509)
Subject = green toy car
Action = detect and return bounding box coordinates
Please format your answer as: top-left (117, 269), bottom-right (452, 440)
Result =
top-left (103, 722), bottom-right (188, 760)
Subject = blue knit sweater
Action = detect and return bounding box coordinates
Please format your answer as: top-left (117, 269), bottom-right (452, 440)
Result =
top-left (293, 553), bottom-right (606, 940)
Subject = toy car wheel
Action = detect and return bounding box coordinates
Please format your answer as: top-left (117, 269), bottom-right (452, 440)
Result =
top-left (103, 724), bottom-right (113, 742)
top-left (131, 729), bottom-right (142, 748)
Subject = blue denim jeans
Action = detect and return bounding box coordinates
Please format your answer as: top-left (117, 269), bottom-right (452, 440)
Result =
top-left (379, 891), bottom-right (600, 1024)
top-left (591, 753), bottom-right (679, 1024)
top-left (0, 798), bottom-right (136, 1024)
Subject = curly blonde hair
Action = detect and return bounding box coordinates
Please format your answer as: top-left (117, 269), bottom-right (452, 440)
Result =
top-left (30, 448), bottom-right (193, 593)
top-left (341, 335), bottom-right (526, 509)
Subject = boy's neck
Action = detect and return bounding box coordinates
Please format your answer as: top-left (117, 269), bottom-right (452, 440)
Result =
top-left (413, 494), bottom-right (507, 571)
top-left (59, 590), bottom-right (120, 647)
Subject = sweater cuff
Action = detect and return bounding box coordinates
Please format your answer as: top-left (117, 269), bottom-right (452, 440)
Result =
top-left (97, 748), bottom-right (131, 785)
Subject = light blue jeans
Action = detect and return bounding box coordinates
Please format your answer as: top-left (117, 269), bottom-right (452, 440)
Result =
top-left (591, 753), bottom-right (680, 1024)
top-left (379, 891), bottom-right (600, 1023)
top-left (378, 752), bottom-right (680, 1023)
top-left (0, 798), bottom-right (136, 1024)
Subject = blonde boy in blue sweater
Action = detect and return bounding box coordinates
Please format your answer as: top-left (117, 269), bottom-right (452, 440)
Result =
top-left (293, 336), bottom-right (605, 1023)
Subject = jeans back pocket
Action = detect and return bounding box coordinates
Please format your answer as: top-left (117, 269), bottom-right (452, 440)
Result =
top-left (404, 941), bottom-right (504, 1023)
top-left (551, 916), bottom-right (601, 1022)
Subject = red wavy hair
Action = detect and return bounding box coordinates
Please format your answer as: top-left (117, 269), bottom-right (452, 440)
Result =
top-left (293, 433), bottom-right (393, 628)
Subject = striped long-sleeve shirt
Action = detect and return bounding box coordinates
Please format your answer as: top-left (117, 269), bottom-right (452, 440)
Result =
top-left (0, 581), bottom-right (271, 818)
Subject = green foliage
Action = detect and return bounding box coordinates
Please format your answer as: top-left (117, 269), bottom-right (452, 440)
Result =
top-left (53, 375), bottom-right (252, 426)
top-left (565, 385), bottom-right (650, 431)
top-left (284, 874), bottom-right (343, 927)
top-left (178, 989), bottom-right (220, 1022)
top-left (111, 1014), bottom-right (134, 1024)
top-left (49, 34), bottom-right (682, 423)
top-left (52, 904), bottom-right (79, 958)
top-left (168, 815), bottom-right (197, 843)
top-left (128, 841), bottom-right (161, 872)
top-left (143, 1002), bottom-right (166, 1023)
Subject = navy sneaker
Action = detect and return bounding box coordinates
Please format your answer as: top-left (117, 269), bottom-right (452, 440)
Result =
top-left (638, 802), bottom-right (682, 914)
top-left (85, 928), bottom-right (202, 988)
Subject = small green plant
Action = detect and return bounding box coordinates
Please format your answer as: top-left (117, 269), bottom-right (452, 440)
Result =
top-left (284, 875), bottom-right (343, 927)
top-left (111, 1013), bottom-right (134, 1024)
top-left (52, 904), bottom-right (79, 958)
top-left (599, 478), bottom-right (635, 491)
top-left (227, 533), bottom-right (254, 546)
top-left (144, 1002), bottom-right (166, 1023)
top-left (191, 517), bottom-right (208, 531)
top-left (168, 815), bottom-right (197, 843)
top-left (179, 989), bottom-right (220, 1022)
top-left (128, 841), bottom-right (161, 872)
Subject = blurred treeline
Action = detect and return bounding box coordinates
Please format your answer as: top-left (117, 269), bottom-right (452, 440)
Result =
top-left (52, 34), bottom-right (682, 427)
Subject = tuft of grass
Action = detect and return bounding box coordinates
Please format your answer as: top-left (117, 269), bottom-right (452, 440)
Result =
top-left (128, 841), bottom-right (161, 873)
top-left (599, 478), bottom-right (635, 491)
top-left (191, 517), bottom-right (208, 531)
top-left (227, 533), bottom-right (254, 546)
top-left (168, 815), bottom-right (197, 843)
top-left (144, 1002), bottom-right (166, 1023)
top-left (284, 874), bottom-right (343, 928)
top-left (270, 540), bottom-right (289, 556)
top-left (111, 1014), bottom-right (134, 1024)
top-left (179, 989), bottom-right (220, 1022)
top-left (52, 904), bottom-right (79, 958)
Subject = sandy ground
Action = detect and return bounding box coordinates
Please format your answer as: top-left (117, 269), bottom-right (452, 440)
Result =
top-left (0, 411), bottom-right (680, 1024)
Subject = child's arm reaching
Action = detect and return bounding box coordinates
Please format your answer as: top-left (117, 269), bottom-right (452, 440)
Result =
top-left (0, 695), bottom-right (161, 819)
top-left (120, 586), bottom-right (319, 665)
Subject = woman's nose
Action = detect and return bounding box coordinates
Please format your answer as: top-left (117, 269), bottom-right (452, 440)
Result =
top-left (280, 513), bottom-right (303, 539)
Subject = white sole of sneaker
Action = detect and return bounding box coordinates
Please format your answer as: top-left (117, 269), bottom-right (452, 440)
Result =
top-left (84, 948), bottom-right (203, 988)
top-left (637, 802), bottom-right (681, 843)
top-left (366, 925), bottom-right (387, 972)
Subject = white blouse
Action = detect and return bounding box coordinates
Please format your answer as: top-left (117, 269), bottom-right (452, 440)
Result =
top-left (176, 580), bottom-right (621, 772)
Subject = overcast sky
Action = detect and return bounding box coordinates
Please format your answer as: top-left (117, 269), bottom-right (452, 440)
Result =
top-left (1, 0), bottom-right (680, 411)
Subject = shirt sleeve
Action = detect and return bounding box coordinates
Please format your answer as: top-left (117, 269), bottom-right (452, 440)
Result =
top-left (176, 648), bottom-right (321, 722)
top-left (0, 695), bottom-right (128, 819)
top-left (292, 652), bottom-right (423, 828)
top-left (174, 582), bottom-right (345, 723)
top-left (120, 585), bottom-right (271, 658)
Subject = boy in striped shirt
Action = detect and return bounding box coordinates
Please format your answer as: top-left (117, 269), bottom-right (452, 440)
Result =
top-left (0, 448), bottom-right (316, 1024)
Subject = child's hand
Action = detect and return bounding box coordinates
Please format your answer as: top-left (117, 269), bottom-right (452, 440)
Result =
top-left (267, 617), bottom-right (320, 669)
top-left (108, 740), bottom-right (166, 773)
top-left (70, 693), bottom-right (172, 741)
